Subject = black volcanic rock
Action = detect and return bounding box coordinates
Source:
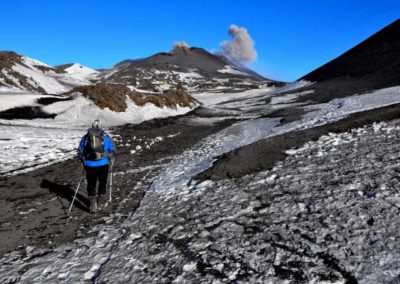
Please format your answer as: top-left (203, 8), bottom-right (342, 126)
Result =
top-left (293, 19), bottom-right (400, 103)
top-left (113, 46), bottom-right (229, 74)
top-left (302, 19), bottom-right (400, 84)
top-left (54, 63), bottom-right (74, 72)
top-left (104, 45), bottom-right (281, 92)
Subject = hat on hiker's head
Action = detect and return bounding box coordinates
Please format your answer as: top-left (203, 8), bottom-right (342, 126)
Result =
top-left (92, 119), bottom-right (101, 129)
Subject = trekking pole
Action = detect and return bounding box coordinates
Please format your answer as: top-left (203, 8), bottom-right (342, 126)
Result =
top-left (109, 156), bottom-right (115, 203)
top-left (68, 167), bottom-right (85, 214)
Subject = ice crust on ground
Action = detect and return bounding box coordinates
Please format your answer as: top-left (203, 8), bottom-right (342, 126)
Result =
top-left (192, 81), bottom-right (312, 107)
top-left (153, 86), bottom-right (400, 195)
top-left (1, 119), bottom-right (400, 283)
top-left (1, 83), bottom-right (400, 282)
top-left (1, 84), bottom-right (400, 176)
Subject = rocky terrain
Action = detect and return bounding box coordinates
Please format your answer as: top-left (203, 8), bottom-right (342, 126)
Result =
top-left (257, 18), bottom-right (400, 106)
top-left (104, 44), bottom-right (282, 93)
top-left (0, 44), bottom-right (279, 120)
top-left (0, 44), bottom-right (281, 98)
top-left (69, 83), bottom-right (197, 112)
top-left (0, 52), bottom-right (99, 94)
top-left (1, 103), bottom-right (400, 283)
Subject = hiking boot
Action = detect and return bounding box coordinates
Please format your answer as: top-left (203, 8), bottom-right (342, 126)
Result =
top-left (97, 194), bottom-right (109, 210)
top-left (89, 196), bottom-right (98, 213)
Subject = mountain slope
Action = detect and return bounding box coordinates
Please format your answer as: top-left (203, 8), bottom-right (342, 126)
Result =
top-left (0, 51), bottom-right (67, 94)
top-left (55, 63), bottom-right (99, 78)
top-left (0, 52), bottom-right (99, 94)
top-left (0, 47), bottom-right (279, 95)
top-left (215, 52), bottom-right (267, 79)
top-left (302, 19), bottom-right (400, 82)
top-left (290, 18), bottom-right (400, 103)
top-left (104, 45), bottom-right (282, 92)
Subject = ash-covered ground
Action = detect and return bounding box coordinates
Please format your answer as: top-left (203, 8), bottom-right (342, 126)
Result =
top-left (1, 116), bottom-right (400, 283)
top-left (92, 120), bottom-right (400, 284)
top-left (0, 82), bottom-right (400, 283)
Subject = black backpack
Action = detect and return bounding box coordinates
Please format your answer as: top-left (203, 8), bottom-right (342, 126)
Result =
top-left (83, 128), bottom-right (105, 161)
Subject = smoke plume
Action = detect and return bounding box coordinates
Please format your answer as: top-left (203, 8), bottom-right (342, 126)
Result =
top-left (221, 24), bottom-right (257, 63)
top-left (173, 41), bottom-right (190, 49)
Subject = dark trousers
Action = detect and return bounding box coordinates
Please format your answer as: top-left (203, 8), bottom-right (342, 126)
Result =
top-left (85, 165), bottom-right (109, 197)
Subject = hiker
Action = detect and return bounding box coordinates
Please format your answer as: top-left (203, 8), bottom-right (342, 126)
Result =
top-left (78, 119), bottom-right (116, 213)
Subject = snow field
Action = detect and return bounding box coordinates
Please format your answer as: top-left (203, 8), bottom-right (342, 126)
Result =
top-left (12, 60), bottom-right (68, 94)
top-left (63, 63), bottom-right (99, 77)
top-left (0, 94), bottom-right (193, 175)
top-left (217, 65), bottom-right (248, 76)
top-left (0, 125), bottom-right (84, 175)
top-left (0, 92), bottom-right (52, 112)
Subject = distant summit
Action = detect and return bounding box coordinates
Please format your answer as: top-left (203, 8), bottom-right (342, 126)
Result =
top-left (104, 45), bottom-right (282, 93)
top-left (0, 51), bottom-right (69, 94)
top-left (55, 63), bottom-right (99, 77)
top-left (0, 52), bottom-right (99, 94)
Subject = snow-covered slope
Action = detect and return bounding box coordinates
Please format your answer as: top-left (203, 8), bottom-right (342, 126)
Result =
top-left (0, 52), bottom-right (69, 94)
top-left (63, 63), bottom-right (98, 77)
top-left (0, 52), bottom-right (100, 94)
top-left (0, 92), bottom-right (49, 112)
top-left (55, 63), bottom-right (100, 84)
top-left (103, 45), bottom-right (283, 93)
top-left (0, 92), bottom-right (194, 175)
top-left (0, 48), bottom-right (277, 96)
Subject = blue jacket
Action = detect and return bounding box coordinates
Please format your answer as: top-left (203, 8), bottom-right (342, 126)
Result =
top-left (78, 132), bottom-right (116, 167)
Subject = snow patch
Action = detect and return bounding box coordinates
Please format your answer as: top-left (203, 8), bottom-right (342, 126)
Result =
top-left (12, 61), bottom-right (68, 94)
top-left (270, 90), bottom-right (314, 105)
top-left (0, 92), bottom-right (50, 111)
top-left (217, 65), bottom-right (247, 76)
top-left (64, 63), bottom-right (99, 76)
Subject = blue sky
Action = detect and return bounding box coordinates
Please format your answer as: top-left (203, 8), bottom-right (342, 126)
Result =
top-left (1, 0), bottom-right (398, 81)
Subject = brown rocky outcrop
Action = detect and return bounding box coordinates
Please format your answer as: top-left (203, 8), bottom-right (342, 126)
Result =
top-left (69, 82), bottom-right (197, 112)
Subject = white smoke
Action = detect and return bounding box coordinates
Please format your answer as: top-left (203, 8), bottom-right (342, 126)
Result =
top-left (173, 41), bottom-right (190, 49)
top-left (221, 24), bottom-right (257, 63)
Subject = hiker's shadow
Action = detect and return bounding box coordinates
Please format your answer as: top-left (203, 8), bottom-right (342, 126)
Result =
top-left (40, 179), bottom-right (89, 213)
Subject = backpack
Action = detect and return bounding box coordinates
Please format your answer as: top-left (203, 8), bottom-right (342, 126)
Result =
top-left (83, 128), bottom-right (105, 161)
